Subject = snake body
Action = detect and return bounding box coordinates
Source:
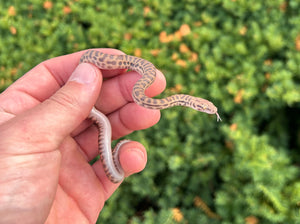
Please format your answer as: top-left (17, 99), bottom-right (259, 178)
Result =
top-left (80, 50), bottom-right (221, 183)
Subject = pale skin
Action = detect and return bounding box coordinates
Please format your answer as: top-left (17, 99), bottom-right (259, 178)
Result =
top-left (0, 48), bottom-right (166, 224)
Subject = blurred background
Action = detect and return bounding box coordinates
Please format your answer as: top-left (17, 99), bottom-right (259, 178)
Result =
top-left (1, 0), bottom-right (299, 223)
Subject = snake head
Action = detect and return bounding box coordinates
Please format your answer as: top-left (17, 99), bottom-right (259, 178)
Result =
top-left (191, 97), bottom-right (222, 122)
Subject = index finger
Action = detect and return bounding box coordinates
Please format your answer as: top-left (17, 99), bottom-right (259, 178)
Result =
top-left (43, 48), bottom-right (127, 84)
top-left (15, 48), bottom-right (126, 102)
top-left (0, 49), bottom-right (126, 115)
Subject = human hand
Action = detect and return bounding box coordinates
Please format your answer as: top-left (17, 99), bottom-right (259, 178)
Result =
top-left (0, 48), bottom-right (166, 223)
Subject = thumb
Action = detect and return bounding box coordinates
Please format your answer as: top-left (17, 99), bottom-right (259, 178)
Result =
top-left (46, 62), bottom-right (102, 137)
top-left (0, 63), bottom-right (102, 154)
top-left (44, 62), bottom-right (103, 138)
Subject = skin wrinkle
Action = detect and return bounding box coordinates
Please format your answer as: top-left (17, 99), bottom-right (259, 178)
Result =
top-left (93, 168), bottom-right (112, 201)
top-left (95, 79), bottom-right (125, 114)
top-left (56, 138), bottom-right (101, 223)
top-left (0, 90), bottom-right (35, 116)
top-left (57, 179), bottom-right (91, 223)
top-left (70, 118), bottom-right (93, 138)
top-left (97, 162), bottom-right (116, 199)
top-left (0, 64), bottom-right (60, 116)
top-left (47, 186), bottom-right (91, 224)
top-left (9, 90), bottom-right (40, 114)
top-left (117, 71), bottom-right (133, 103)
top-left (16, 64), bottom-right (60, 103)
top-left (113, 108), bottom-right (132, 139)
top-left (43, 54), bottom-right (79, 85)
top-left (0, 103), bottom-right (15, 116)
top-left (62, 132), bottom-right (90, 162)
top-left (91, 156), bottom-right (122, 201)
top-left (48, 90), bottom-right (87, 123)
top-left (42, 63), bottom-right (66, 88)
top-left (74, 124), bottom-right (99, 160)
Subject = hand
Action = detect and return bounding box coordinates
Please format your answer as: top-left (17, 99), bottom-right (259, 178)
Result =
top-left (0, 48), bottom-right (166, 223)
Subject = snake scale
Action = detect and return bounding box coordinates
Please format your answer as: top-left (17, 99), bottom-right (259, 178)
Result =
top-left (80, 49), bottom-right (221, 183)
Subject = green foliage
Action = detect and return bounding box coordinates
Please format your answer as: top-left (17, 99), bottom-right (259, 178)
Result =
top-left (1, 0), bottom-right (300, 223)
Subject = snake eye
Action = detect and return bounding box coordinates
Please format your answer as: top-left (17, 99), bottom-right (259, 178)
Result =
top-left (195, 101), bottom-right (217, 114)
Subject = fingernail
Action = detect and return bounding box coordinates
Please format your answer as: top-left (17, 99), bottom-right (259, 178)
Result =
top-left (68, 63), bottom-right (97, 84)
top-left (130, 148), bottom-right (146, 161)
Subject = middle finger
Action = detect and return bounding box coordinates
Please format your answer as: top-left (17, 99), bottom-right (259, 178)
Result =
top-left (96, 69), bottom-right (166, 114)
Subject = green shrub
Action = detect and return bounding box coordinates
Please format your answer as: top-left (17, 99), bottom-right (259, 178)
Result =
top-left (1, 0), bottom-right (299, 223)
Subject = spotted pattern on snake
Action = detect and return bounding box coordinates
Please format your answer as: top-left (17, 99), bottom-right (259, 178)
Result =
top-left (80, 49), bottom-right (221, 183)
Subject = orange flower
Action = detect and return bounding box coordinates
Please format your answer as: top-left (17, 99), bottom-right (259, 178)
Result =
top-left (174, 30), bottom-right (182, 40)
top-left (179, 24), bottom-right (191, 36)
top-left (143, 6), bottom-right (151, 16)
top-left (239, 26), bottom-right (247, 35)
top-left (245, 216), bottom-right (259, 224)
top-left (194, 64), bottom-right (201, 72)
top-left (150, 49), bottom-right (160, 56)
top-left (159, 31), bottom-right (174, 43)
top-left (8, 6), bottom-right (16, 16)
top-left (230, 123), bottom-right (238, 131)
top-left (124, 33), bottom-right (132, 40)
top-left (10, 26), bottom-right (17, 35)
top-left (134, 48), bottom-right (142, 57)
top-left (179, 43), bottom-right (190, 53)
top-left (264, 59), bottom-right (272, 66)
top-left (73, 43), bottom-right (79, 49)
top-left (194, 21), bottom-right (203, 27)
top-left (43, 1), bottom-right (53, 10)
top-left (194, 196), bottom-right (221, 219)
top-left (170, 84), bottom-right (183, 93)
top-left (159, 24), bottom-right (191, 44)
top-left (128, 7), bottom-right (134, 15)
top-left (10, 68), bottom-right (18, 76)
top-left (265, 73), bottom-right (271, 80)
top-left (159, 31), bottom-right (168, 43)
top-left (176, 59), bottom-right (187, 68)
top-left (63, 6), bottom-right (72, 14)
top-left (295, 34), bottom-right (300, 51)
top-left (172, 208), bottom-right (184, 222)
top-left (189, 52), bottom-right (198, 62)
top-left (279, 2), bottom-right (287, 12)
top-left (171, 52), bottom-right (178, 61)
top-left (234, 89), bottom-right (244, 104)
top-left (225, 140), bottom-right (234, 150)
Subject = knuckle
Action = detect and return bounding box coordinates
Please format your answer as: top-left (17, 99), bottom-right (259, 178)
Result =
top-left (48, 90), bottom-right (81, 114)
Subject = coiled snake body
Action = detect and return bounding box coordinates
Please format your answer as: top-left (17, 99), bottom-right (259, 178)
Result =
top-left (80, 50), bottom-right (221, 183)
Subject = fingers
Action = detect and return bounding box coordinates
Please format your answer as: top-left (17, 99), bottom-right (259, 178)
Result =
top-left (74, 68), bottom-right (165, 159)
top-left (92, 141), bottom-right (147, 199)
top-left (74, 103), bottom-right (160, 160)
top-left (108, 103), bottom-right (161, 139)
top-left (97, 69), bottom-right (166, 114)
top-left (0, 63), bottom-right (102, 154)
top-left (118, 142), bottom-right (147, 176)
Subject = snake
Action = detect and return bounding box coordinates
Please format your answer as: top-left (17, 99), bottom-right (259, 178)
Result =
top-left (79, 49), bottom-right (221, 183)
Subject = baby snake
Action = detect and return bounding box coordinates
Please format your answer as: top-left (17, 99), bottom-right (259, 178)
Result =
top-left (80, 49), bottom-right (221, 183)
